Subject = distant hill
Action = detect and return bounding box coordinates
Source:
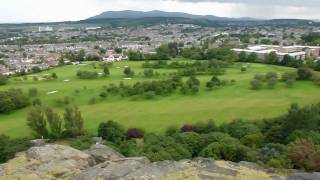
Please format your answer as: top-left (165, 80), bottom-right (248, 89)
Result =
top-left (88, 10), bottom-right (258, 21)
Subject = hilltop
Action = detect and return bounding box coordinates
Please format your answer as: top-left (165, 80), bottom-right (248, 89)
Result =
top-left (87, 10), bottom-right (257, 21)
top-left (0, 141), bottom-right (304, 179)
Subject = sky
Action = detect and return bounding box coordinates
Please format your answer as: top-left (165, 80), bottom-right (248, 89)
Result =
top-left (0, 0), bottom-right (320, 23)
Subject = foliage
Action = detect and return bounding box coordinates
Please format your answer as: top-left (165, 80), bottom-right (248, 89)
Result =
top-left (98, 120), bottom-right (126, 144)
top-left (26, 105), bottom-right (48, 138)
top-left (289, 139), bottom-right (320, 171)
top-left (76, 70), bottom-right (99, 79)
top-left (0, 89), bottom-right (29, 114)
top-left (123, 67), bottom-right (135, 77)
top-left (143, 69), bottom-right (154, 78)
top-left (0, 135), bottom-right (31, 163)
top-left (0, 74), bottom-right (8, 85)
top-left (63, 106), bottom-right (84, 137)
top-left (297, 67), bottom-right (313, 80)
top-left (103, 66), bottom-right (110, 76)
top-left (199, 135), bottom-right (249, 162)
top-left (174, 132), bottom-right (204, 156)
top-left (127, 128), bottom-right (144, 139)
top-left (45, 108), bottom-right (63, 139)
top-left (28, 87), bottom-right (38, 97)
top-left (71, 136), bottom-right (94, 150)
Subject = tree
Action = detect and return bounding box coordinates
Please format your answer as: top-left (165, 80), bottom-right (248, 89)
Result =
top-left (98, 120), bottom-right (126, 144)
top-left (186, 76), bottom-right (200, 88)
top-left (297, 67), bottom-right (313, 80)
top-left (267, 78), bottom-right (277, 89)
top-left (26, 106), bottom-right (48, 138)
top-left (206, 81), bottom-right (214, 90)
top-left (156, 44), bottom-right (171, 60)
top-left (250, 79), bottom-right (263, 90)
top-left (281, 104), bottom-right (320, 138)
top-left (0, 92), bottom-right (15, 113)
top-left (238, 51), bottom-right (247, 62)
top-left (76, 70), bottom-right (99, 79)
top-left (77, 50), bottom-right (86, 61)
top-left (28, 88), bottom-right (38, 97)
top-left (289, 139), bottom-right (320, 171)
top-left (285, 79), bottom-right (295, 88)
top-left (143, 69), bottom-right (154, 78)
top-left (265, 52), bottom-right (278, 64)
top-left (247, 53), bottom-right (258, 62)
top-left (193, 120), bottom-right (217, 134)
top-left (241, 66), bottom-right (247, 72)
top-left (124, 67), bottom-right (134, 77)
top-left (250, 74), bottom-right (265, 90)
top-left (174, 132), bottom-right (204, 156)
top-left (31, 66), bottom-right (41, 73)
top-left (100, 91), bottom-right (108, 99)
top-left (103, 66), bottom-right (110, 76)
top-left (265, 72), bottom-right (278, 89)
top-left (115, 48), bottom-right (122, 54)
top-left (0, 74), bottom-right (8, 85)
top-left (128, 51), bottom-right (144, 61)
top-left (199, 135), bottom-right (248, 161)
top-left (45, 108), bottom-right (62, 139)
top-left (282, 72), bottom-right (296, 88)
top-left (51, 72), bottom-right (58, 80)
top-left (63, 106), bottom-right (84, 137)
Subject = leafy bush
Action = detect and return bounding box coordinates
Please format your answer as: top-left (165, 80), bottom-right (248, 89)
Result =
top-left (98, 121), bottom-right (126, 144)
top-left (76, 70), bottom-right (99, 79)
top-left (181, 124), bottom-right (195, 132)
top-left (0, 89), bottom-right (29, 114)
top-left (0, 135), bottom-right (31, 163)
top-left (199, 136), bottom-right (249, 162)
top-left (127, 128), bottom-right (144, 139)
top-left (289, 139), bottom-right (320, 171)
top-left (174, 132), bottom-right (204, 156)
top-left (0, 74), bottom-right (8, 85)
top-left (70, 136), bottom-right (94, 150)
top-left (297, 67), bottom-right (313, 80)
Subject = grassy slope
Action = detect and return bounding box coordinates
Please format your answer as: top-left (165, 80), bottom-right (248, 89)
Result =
top-left (0, 61), bottom-right (319, 138)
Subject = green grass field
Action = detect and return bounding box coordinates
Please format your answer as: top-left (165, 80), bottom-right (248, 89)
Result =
top-left (1, 60), bottom-right (320, 138)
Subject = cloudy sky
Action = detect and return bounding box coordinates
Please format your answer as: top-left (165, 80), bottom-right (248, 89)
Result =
top-left (0, 0), bottom-right (320, 23)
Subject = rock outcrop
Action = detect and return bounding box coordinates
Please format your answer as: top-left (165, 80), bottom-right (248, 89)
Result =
top-left (0, 143), bottom-right (291, 180)
top-left (84, 144), bottom-right (124, 163)
top-left (288, 172), bottom-right (320, 180)
top-left (0, 144), bottom-right (95, 179)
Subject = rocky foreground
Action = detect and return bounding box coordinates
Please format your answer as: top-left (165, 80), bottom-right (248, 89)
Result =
top-left (0, 142), bottom-right (318, 180)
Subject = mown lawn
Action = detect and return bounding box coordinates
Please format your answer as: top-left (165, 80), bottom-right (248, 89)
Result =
top-left (1, 60), bottom-right (319, 138)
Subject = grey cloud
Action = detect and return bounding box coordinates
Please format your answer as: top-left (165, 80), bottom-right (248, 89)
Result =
top-left (169, 0), bottom-right (320, 7)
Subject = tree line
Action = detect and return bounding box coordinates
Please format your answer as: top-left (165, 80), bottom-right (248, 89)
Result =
top-left (99, 75), bottom-right (203, 100)
top-left (0, 89), bottom-right (29, 114)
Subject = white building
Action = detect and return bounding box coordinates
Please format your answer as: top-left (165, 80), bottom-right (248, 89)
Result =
top-left (39, 26), bottom-right (53, 32)
top-left (232, 45), bottom-right (320, 61)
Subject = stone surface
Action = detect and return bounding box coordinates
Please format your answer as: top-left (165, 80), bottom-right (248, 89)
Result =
top-left (0, 144), bottom-right (95, 179)
top-left (0, 143), bottom-right (294, 180)
top-left (288, 172), bottom-right (320, 180)
top-left (85, 144), bottom-right (124, 163)
top-left (75, 156), bottom-right (284, 180)
top-left (30, 139), bottom-right (47, 147)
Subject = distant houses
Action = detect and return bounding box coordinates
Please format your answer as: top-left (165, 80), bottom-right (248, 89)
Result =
top-left (0, 64), bottom-right (10, 75)
top-left (103, 50), bottom-right (128, 62)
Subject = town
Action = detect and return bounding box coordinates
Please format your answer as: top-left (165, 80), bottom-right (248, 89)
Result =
top-left (1, 23), bottom-right (320, 75)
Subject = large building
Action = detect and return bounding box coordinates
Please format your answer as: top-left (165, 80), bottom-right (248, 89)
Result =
top-left (232, 45), bottom-right (320, 61)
